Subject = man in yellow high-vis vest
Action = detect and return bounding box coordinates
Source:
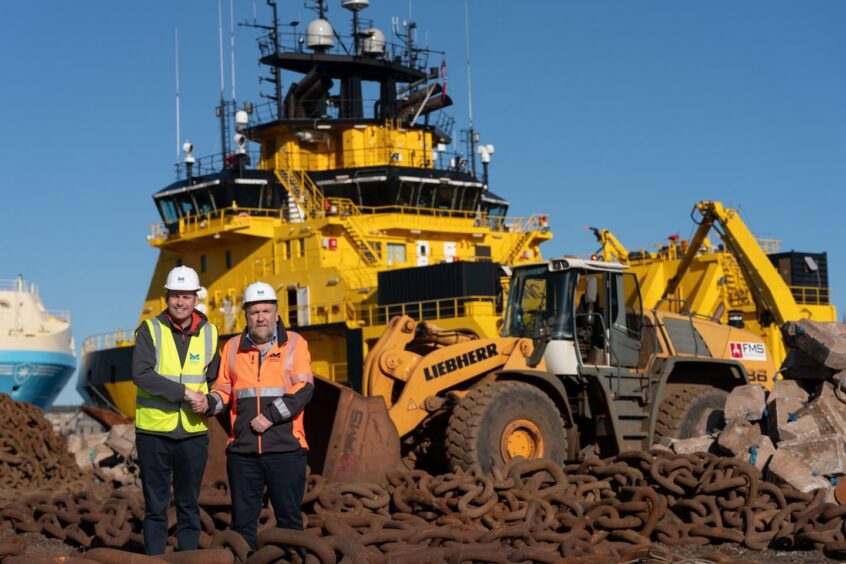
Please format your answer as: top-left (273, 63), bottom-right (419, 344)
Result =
top-left (132, 265), bottom-right (220, 555)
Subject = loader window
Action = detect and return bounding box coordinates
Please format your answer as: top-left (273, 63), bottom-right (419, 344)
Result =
top-left (503, 266), bottom-right (576, 340)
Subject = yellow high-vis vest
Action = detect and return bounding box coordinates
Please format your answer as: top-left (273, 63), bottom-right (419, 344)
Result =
top-left (136, 318), bottom-right (218, 433)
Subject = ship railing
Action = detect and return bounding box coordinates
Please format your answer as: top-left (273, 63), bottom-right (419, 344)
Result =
top-left (355, 296), bottom-right (499, 327)
top-left (81, 330), bottom-right (135, 354)
top-left (256, 30), bottom-right (437, 73)
top-left (505, 214), bottom-right (551, 234)
top-left (149, 201), bottom-right (548, 242)
top-left (790, 285), bottom-right (831, 306)
top-left (0, 278), bottom-right (36, 293)
top-left (173, 149), bottom-right (261, 181)
top-left (150, 207), bottom-right (286, 240)
top-left (47, 310), bottom-right (71, 323)
top-left (267, 136), bottom-right (476, 173)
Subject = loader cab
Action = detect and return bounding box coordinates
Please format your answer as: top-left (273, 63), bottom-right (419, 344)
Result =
top-left (503, 259), bottom-right (645, 374)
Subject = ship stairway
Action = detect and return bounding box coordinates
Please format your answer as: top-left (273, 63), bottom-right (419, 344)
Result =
top-left (274, 168), bottom-right (324, 222)
top-left (503, 231), bottom-right (534, 265)
top-left (342, 217), bottom-right (380, 266)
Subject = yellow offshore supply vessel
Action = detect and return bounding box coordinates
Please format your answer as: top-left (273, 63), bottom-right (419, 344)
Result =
top-left (77, 1), bottom-right (552, 416)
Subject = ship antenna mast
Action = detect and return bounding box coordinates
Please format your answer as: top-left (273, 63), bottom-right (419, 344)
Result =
top-left (464, 0), bottom-right (477, 178)
top-left (175, 28), bottom-right (181, 162)
top-left (269, 0), bottom-right (283, 118)
top-left (230, 0), bottom-right (237, 100)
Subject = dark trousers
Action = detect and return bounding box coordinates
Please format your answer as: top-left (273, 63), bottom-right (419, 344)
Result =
top-left (227, 449), bottom-right (308, 550)
top-left (136, 433), bottom-right (209, 555)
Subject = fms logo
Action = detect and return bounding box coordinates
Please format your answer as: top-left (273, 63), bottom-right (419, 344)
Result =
top-left (729, 342), bottom-right (767, 361)
top-left (189, 353), bottom-right (201, 363)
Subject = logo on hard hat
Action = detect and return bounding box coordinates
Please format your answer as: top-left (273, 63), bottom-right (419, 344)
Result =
top-left (257, 290), bottom-right (264, 295)
top-left (178, 276), bottom-right (185, 282)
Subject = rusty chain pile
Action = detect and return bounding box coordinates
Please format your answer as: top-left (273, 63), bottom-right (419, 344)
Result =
top-left (5, 450), bottom-right (846, 562)
top-left (0, 394), bottom-right (85, 497)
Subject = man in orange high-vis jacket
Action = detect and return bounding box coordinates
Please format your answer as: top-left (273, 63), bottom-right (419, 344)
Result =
top-left (204, 281), bottom-right (313, 551)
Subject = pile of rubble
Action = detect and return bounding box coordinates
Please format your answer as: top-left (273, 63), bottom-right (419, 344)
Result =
top-left (664, 318), bottom-right (846, 498)
top-left (65, 423), bottom-right (139, 488)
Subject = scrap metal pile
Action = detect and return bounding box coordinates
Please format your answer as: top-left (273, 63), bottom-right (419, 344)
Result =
top-left (0, 394), bottom-right (84, 497)
top-left (5, 452), bottom-right (846, 561)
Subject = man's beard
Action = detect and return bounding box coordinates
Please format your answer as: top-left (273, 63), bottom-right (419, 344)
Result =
top-left (249, 325), bottom-right (274, 345)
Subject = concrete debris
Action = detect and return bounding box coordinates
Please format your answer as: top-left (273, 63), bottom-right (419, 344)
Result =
top-left (739, 435), bottom-right (775, 472)
top-left (778, 434), bottom-right (846, 477)
top-left (724, 384), bottom-right (766, 422)
top-left (651, 320), bottom-right (846, 495)
top-left (716, 418), bottom-right (761, 457)
top-left (766, 396), bottom-right (806, 442)
top-left (768, 379), bottom-right (809, 403)
top-left (808, 381), bottom-right (846, 437)
top-left (663, 435), bottom-right (716, 455)
top-left (782, 318), bottom-right (846, 370)
top-left (65, 423), bottom-right (139, 488)
top-left (767, 450), bottom-right (831, 493)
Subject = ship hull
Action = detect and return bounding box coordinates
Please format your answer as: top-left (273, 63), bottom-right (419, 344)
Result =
top-left (0, 350), bottom-right (75, 410)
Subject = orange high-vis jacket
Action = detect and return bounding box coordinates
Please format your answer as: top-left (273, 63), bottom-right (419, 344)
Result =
top-left (209, 319), bottom-right (313, 454)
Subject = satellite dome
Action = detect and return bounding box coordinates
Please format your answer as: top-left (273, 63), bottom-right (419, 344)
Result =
top-left (306, 19), bottom-right (334, 50)
top-left (342, 0), bottom-right (369, 12)
top-left (362, 27), bottom-right (386, 55)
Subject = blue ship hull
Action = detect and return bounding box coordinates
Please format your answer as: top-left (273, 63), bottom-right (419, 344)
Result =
top-left (0, 351), bottom-right (76, 410)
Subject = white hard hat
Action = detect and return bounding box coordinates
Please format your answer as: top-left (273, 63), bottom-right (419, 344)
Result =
top-left (197, 286), bottom-right (208, 300)
top-left (243, 281), bottom-right (277, 304)
top-left (164, 266), bottom-right (201, 292)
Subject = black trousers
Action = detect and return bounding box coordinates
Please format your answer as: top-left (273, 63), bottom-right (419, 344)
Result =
top-left (227, 449), bottom-right (308, 550)
top-left (136, 433), bottom-right (209, 555)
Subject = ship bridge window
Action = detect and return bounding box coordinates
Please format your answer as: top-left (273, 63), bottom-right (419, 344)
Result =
top-left (418, 185), bottom-right (435, 209)
top-left (360, 183), bottom-right (394, 207)
top-left (157, 199), bottom-right (179, 224)
top-left (193, 190), bottom-right (214, 215)
top-left (175, 194), bottom-right (197, 217)
top-left (397, 182), bottom-right (415, 207)
top-left (458, 187), bottom-right (481, 211)
top-left (433, 185), bottom-right (456, 210)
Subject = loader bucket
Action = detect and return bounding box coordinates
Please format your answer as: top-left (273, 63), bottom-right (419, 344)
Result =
top-left (305, 375), bottom-right (403, 483)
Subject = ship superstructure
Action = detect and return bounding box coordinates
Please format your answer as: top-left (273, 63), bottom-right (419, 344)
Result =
top-left (78, 0), bottom-right (552, 416)
top-left (0, 277), bottom-right (75, 409)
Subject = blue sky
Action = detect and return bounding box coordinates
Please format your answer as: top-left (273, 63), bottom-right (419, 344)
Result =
top-left (2, 1), bottom-right (844, 405)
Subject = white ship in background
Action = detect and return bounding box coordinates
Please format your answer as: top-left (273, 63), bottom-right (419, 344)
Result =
top-left (0, 277), bottom-right (75, 409)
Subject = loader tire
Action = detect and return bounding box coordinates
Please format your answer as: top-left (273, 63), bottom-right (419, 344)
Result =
top-left (446, 381), bottom-right (566, 473)
top-left (654, 385), bottom-right (728, 442)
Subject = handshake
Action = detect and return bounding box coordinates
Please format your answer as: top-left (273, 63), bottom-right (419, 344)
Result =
top-left (184, 388), bottom-right (208, 414)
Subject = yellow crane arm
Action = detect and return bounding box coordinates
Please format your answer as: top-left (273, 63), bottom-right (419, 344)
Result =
top-left (663, 201), bottom-right (802, 325)
top-left (588, 227), bottom-right (629, 262)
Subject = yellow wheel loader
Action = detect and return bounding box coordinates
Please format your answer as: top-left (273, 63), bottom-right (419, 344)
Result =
top-left (305, 257), bottom-right (775, 481)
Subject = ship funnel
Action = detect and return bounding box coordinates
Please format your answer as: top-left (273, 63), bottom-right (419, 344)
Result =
top-left (341, 0), bottom-right (369, 12)
top-left (307, 19), bottom-right (335, 51)
top-left (362, 28), bottom-right (385, 55)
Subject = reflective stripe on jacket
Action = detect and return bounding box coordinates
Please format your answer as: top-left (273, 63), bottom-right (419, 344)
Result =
top-left (211, 319), bottom-right (313, 454)
top-left (136, 317), bottom-right (218, 433)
